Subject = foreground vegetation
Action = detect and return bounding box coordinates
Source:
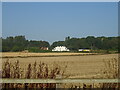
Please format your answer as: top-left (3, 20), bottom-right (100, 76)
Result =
top-left (1, 56), bottom-right (119, 89)
top-left (2, 54), bottom-right (118, 78)
top-left (2, 60), bottom-right (67, 88)
top-left (1, 35), bottom-right (119, 52)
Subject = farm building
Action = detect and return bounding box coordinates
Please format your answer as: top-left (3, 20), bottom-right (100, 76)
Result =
top-left (52, 46), bottom-right (70, 51)
top-left (40, 47), bottom-right (48, 50)
top-left (78, 49), bottom-right (91, 52)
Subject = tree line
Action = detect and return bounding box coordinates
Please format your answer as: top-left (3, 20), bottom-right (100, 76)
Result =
top-left (1, 36), bottom-right (50, 52)
top-left (51, 36), bottom-right (118, 51)
top-left (1, 35), bottom-right (119, 52)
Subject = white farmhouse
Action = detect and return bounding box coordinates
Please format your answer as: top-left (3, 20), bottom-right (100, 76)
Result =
top-left (52, 46), bottom-right (70, 51)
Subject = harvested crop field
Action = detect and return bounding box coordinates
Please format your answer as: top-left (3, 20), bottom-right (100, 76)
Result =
top-left (1, 52), bottom-right (97, 58)
top-left (1, 52), bottom-right (118, 78)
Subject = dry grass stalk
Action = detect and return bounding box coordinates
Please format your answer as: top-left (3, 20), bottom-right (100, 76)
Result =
top-left (2, 59), bottom-right (67, 88)
top-left (100, 58), bottom-right (119, 89)
top-left (102, 58), bottom-right (118, 78)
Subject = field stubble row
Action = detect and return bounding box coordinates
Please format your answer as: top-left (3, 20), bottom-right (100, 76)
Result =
top-left (1, 53), bottom-right (119, 88)
top-left (1, 53), bottom-right (118, 79)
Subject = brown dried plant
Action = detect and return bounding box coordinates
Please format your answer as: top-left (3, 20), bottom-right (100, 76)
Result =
top-left (102, 58), bottom-right (118, 78)
top-left (2, 60), bottom-right (67, 89)
top-left (100, 58), bottom-right (119, 89)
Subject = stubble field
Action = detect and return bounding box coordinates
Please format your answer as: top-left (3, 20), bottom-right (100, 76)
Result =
top-left (1, 52), bottom-right (118, 78)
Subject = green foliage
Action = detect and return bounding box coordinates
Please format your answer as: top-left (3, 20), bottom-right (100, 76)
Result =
top-left (28, 40), bottom-right (50, 48)
top-left (2, 35), bottom-right (50, 52)
top-left (28, 47), bottom-right (51, 53)
top-left (12, 46), bottom-right (23, 52)
top-left (51, 36), bottom-right (118, 51)
top-left (2, 35), bottom-right (118, 52)
top-left (2, 36), bottom-right (27, 52)
top-left (28, 47), bottom-right (39, 52)
top-left (51, 41), bottom-right (65, 49)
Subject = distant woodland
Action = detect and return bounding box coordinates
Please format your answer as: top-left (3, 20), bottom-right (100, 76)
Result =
top-left (1, 35), bottom-right (119, 52)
